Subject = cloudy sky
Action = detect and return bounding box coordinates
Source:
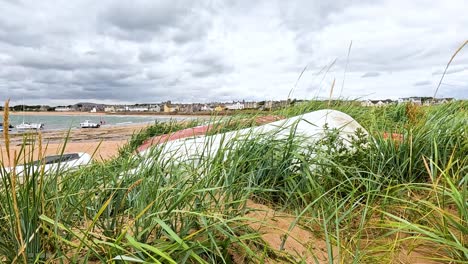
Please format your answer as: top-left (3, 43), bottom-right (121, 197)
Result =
top-left (0, 0), bottom-right (467, 105)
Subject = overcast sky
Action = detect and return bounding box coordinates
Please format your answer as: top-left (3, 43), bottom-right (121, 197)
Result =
top-left (0, 0), bottom-right (467, 105)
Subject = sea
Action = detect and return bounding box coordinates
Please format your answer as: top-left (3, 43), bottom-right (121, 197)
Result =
top-left (2, 114), bottom-right (203, 131)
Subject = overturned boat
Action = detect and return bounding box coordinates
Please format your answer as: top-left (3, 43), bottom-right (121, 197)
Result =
top-left (2, 152), bottom-right (92, 178)
top-left (134, 109), bottom-right (368, 169)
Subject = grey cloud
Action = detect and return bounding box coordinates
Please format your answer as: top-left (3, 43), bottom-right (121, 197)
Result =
top-left (102, 1), bottom-right (187, 33)
top-left (280, 0), bottom-right (369, 31)
top-left (432, 67), bottom-right (466, 75)
top-left (99, 0), bottom-right (212, 43)
top-left (11, 48), bottom-right (132, 71)
top-left (1, 0), bottom-right (467, 104)
top-left (145, 70), bottom-right (168, 80)
top-left (171, 25), bottom-right (207, 44)
top-left (191, 58), bottom-right (233, 78)
top-left (0, 19), bottom-right (43, 47)
top-left (138, 49), bottom-right (166, 63)
top-left (413, 81), bottom-right (431, 86)
top-left (361, 72), bottom-right (380, 78)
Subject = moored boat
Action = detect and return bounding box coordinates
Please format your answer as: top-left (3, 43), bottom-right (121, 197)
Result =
top-left (16, 122), bottom-right (44, 131)
top-left (80, 120), bottom-right (100, 128)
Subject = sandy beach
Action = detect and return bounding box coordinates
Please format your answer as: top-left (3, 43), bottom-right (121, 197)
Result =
top-left (0, 123), bottom-right (150, 166)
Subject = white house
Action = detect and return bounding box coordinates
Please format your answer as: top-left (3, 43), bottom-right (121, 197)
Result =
top-left (201, 104), bottom-right (213, 111)
top-left (225, 102), bottom-right (245, 110)
top-left (55, 106), bottom-right (72, 112)
top-left (361, 100), bottom-right (372, 107)
top-left (398, 97), bottom-right (422, 105)
top-left (149, 105), bottom-right (161, 112)
top-left (127, 106), bottom-right (148, 112)
top-left (362, 99), bottom-right (394, 107)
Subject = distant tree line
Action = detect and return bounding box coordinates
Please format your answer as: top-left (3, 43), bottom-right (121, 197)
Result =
top-left (8, 105), bottom-right (55, 111)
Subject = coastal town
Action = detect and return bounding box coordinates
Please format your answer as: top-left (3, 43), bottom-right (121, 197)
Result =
top-left (1, 96), bottom-right (456, 114)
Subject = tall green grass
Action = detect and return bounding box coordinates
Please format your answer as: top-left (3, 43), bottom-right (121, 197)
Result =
top-left (0, 101), bottom-right (466, 263)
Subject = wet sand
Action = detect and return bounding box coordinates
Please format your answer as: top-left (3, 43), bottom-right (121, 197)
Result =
top-left (0, 123), bottom-right (150, 166)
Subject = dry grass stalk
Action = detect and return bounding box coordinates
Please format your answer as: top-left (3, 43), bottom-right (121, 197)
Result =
top-left (3, 100), bottom-right (11, 162)
top-left (433, 40), bottom-right (468, 100)
top-left (287, 65), bottom-right (308, 100)
top-left (339, 40), bottom-right (353, 98)
top-left (328, 78), bottom-right (336, 107)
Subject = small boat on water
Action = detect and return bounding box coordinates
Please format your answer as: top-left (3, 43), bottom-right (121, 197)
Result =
top-left (16, 122), bottom-right (44, 131)
top-left (80, 120), bottom-right (100, 128)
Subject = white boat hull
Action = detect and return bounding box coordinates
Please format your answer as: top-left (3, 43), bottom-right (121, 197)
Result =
top-left (16, 123), bottom-right (44, 130)
top-left (136, 109), bottom-right (367, 167)
top-left (80, 120), bottom-right (100, 128)
top-left (2, 152), bottom-right (92, 178)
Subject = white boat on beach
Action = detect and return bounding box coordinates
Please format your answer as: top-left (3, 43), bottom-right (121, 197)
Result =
top-left (2, 152), bottom-right (92, 178)
top-left (131, 109), bottom-right (368, 173)
top-left (80, 120), bottom-right (100, 128)
top-left (16, 122), bottom-right (44, 131)
top-left (0, 123), bottom-right (14, 132)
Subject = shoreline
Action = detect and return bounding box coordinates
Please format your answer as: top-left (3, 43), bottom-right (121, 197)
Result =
top-left (3, 111), bottom-right (220, 118)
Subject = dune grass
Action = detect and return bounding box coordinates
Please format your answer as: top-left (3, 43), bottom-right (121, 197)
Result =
top-left (0, 100), bottom-right (466, 263)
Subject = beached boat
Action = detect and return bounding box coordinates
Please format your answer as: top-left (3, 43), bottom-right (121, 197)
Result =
top-left (132, 109), bottom-right (368, 172)
top-left (0, 123), bottom-right (14, 132)
top-left (2, 152), bottom-right (92, 177)
top-left (80, 120), bottom-right (100, 128)
top-left (16, 122), bottom-right (44, 131)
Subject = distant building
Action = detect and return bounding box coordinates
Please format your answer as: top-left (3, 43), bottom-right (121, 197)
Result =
top-left (214, 105), bottom-right (224, 112)
top-left (424, 98), bottom-right (455, 105)
top-left (178, 104), bottom-right (195, 113)
top-left (191, 103), bottom-right (202, 112)
top-left (149, 104), bottom-right (161, 112)
top-left (361, 99), bottom-right (394, 107)
top-left (164, 103), bottom-right (179, 113)
top-left (434, 98), bottom-right (455, 104)
top-left (264, 100), bottom-right (289, 110)
top-left (201, 104), bottom-right (213, 111)
top-left (55, 106), bottom-right (72, 112)
top-left (244, 101), bottom-right (258, 109)
top-left (127, 106), bottom-right (148, 112)
top-left (225, 102), bottom-right (245, 110)
top-left (104, 106), bottom-right (116, 112)
top-left (39, 105), bottom-right (50, 111)
top-left (398, 97), bottom-right (453, 105)
top-left (398, 97), bottom-right (423, 105)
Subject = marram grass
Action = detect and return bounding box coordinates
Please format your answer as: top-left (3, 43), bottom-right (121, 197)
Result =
top-left (0, 101), bottom-right (466, 263)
